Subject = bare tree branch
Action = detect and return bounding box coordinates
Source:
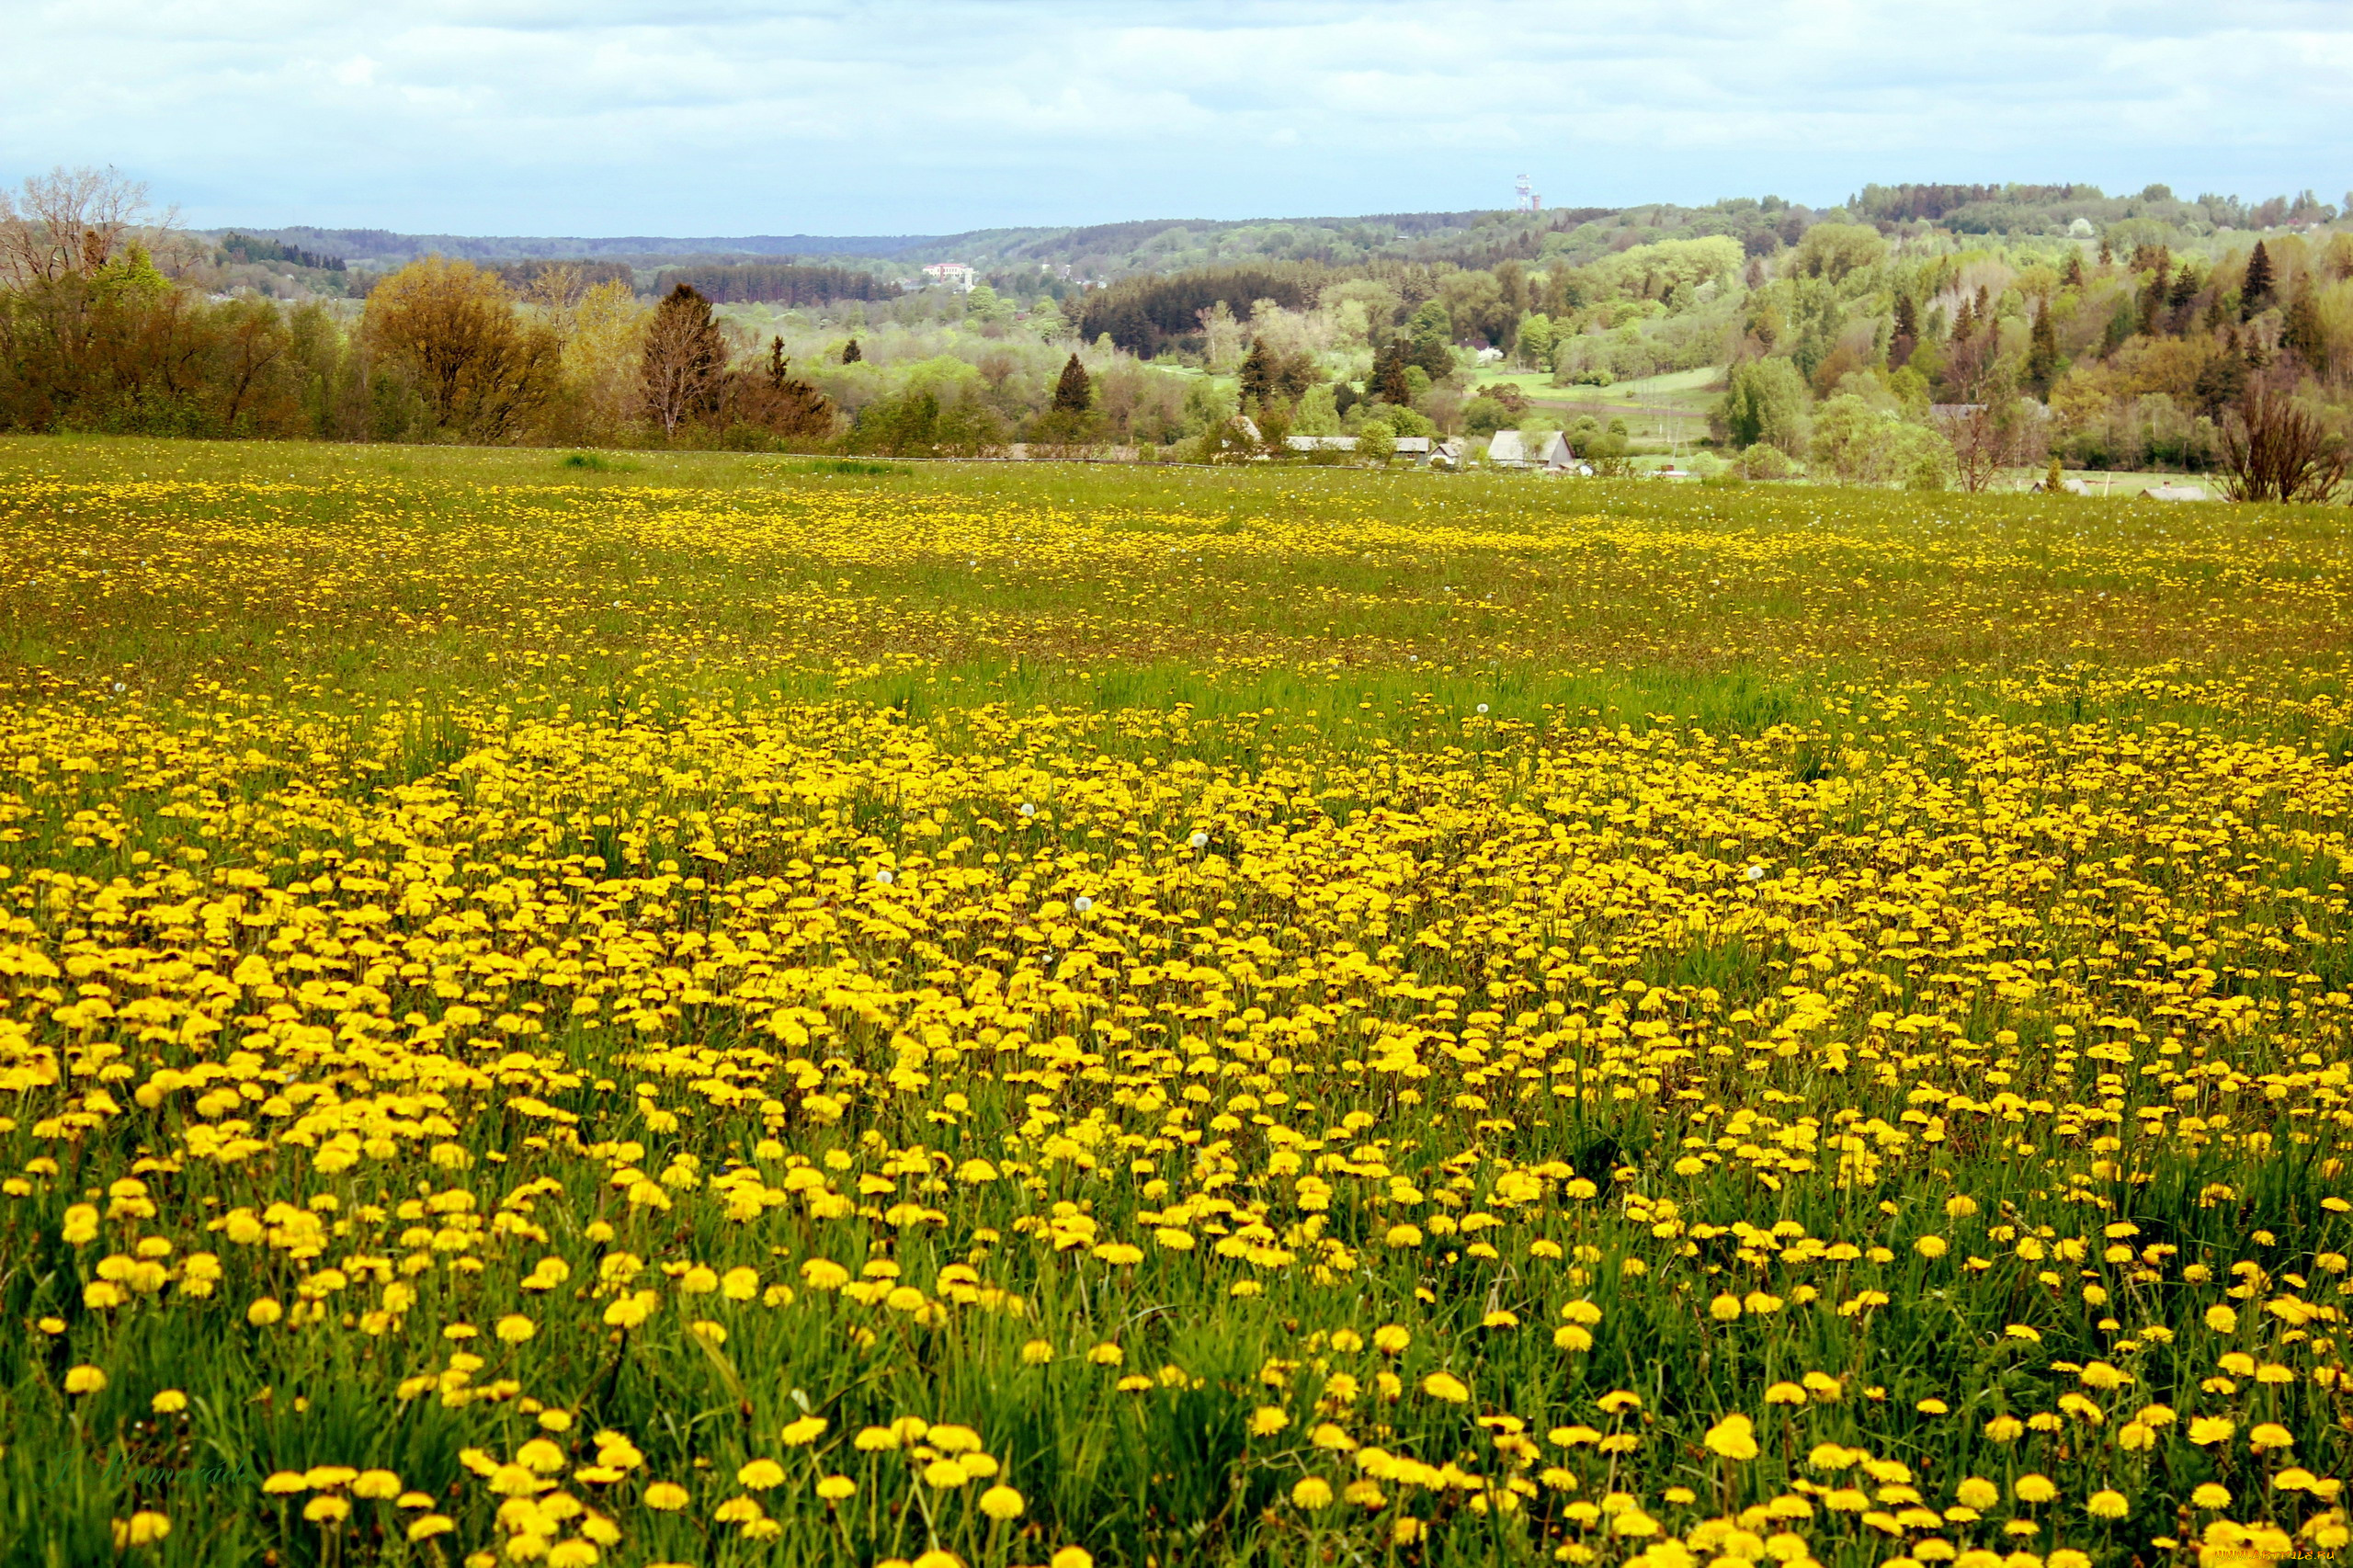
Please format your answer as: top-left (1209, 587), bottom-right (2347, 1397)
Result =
top-left (0, 166), bottom-right (176, 289)
top-left (2220, 382), bottom-right (2347, 505)
top-left (1937, 403), bottom-right (2009, 494)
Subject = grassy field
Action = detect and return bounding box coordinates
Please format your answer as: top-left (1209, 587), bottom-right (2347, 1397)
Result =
top-left (1472, 369), bottom-right (1721, 429)
top-left (1, 434), bottom-right (2348, 1568)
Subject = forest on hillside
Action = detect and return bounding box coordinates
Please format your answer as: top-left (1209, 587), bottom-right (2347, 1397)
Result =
top-left (3, 169), bottom-right (2347, 497)
top-left (208, 181), bottom-right (2344, 279)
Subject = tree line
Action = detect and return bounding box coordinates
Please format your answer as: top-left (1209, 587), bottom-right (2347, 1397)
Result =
top-left (649, 263), bottom-right (901, 307)
top-left (219, 233), bottom-right (345, 272)
top-left (0, 169), bottom-right (1188, 457)
top-left (1075, 265), bottom-right (1321, 356)
top-left (4, 165), bottom-right (2347, 492)
top-left (0, 170), bottom-right (845, 448)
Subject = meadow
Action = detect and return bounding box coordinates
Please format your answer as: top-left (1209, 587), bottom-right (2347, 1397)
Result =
top-left (0, 435), bottom-right (2347, 1568)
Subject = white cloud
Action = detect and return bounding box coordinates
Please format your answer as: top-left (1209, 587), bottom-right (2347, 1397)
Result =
top-left (0, 0), bottom-right (2344, 232)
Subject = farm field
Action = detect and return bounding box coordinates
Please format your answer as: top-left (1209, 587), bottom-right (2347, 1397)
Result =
top-left (1, 434), bottom-right (2350, 1568)
top-left (1471, 369), bottom-right (1721, 431)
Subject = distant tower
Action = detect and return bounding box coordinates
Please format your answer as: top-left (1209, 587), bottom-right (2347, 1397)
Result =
top-left (1516, 174), bottom-right (1541, 212)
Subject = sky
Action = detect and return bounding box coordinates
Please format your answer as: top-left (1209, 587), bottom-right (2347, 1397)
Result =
top-left (4, 0), bottom-right (2348, 237)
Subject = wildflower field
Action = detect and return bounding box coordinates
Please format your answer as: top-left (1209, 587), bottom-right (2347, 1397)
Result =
top-left (2, 437), bottom-right (2350, 1568)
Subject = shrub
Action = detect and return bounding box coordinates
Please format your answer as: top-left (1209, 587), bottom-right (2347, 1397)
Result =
top-left (1462, 396), bottom-right (1512, 437)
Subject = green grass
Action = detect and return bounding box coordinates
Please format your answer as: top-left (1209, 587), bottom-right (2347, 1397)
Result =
top-left (1472, 368), bottom-right (1722, 424)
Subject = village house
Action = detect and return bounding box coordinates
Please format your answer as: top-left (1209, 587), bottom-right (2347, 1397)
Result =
top-left (1279, 434), bottom-right (1449, 466)
top-left (1482, 430), bottom-right (1581, 472)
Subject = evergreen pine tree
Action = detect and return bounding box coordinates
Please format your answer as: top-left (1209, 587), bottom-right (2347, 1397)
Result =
top-left (2097, 234), bottom-right (2112, 267)
top-left (2102, 296), bottom-right (2136, 356)
top-left (2063, 253), bottom-right (2084, 288)
top-left (1051, 353), bottom-right (1092, 415)
top-left (2167, 264), bottom-right (2200, 313)
top-left (2282, 284), bottom-right (2326, 368)
top-left (2129, 249), bottom-right (2165, 335)
top-left (1890, 293), bottom-right (1918, 369)
top-left (2240, 241), bottom-right (2275, 319)
top-left (2026, 304), bottom-right (2060, 393)
top-left (1237, 336), bottom-right (1276, 409)
top-left (715, 335), bottom-right (836, 440)
top-left (841, 337), bottom-right (862, 364)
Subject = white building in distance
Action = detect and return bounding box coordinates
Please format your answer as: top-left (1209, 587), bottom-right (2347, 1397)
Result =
top-left (922, 262), bottom-right (976, 292)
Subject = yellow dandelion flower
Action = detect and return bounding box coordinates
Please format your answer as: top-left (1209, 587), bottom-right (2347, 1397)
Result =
top-left (1703, 1415), bottom-right (1758, 1461)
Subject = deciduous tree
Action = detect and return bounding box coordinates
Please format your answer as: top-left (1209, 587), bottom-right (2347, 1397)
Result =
top-left (1717, 358), bottom-right (1809, 454)
top-left (562, 280), bottom-right (649, 440)
top-left (0, 249), bottom-right (320, 437)
top-left (1406, 300), bottom-right (1453, 378)
top-left (362, 256), bottom-right (559, 441)
top-left (1938, 392), bottom-right (2021, 494)
top-left (1789, 222), bottom-right (1885, 283)
top-left (639, 283), bottom-right (726, 439)
top-left (0, 165), bottom-right (169, 288)
top-left (2281, 285), bottom-right (2326, 374)
top-left (1810, 394), bottom-right (1954, 487)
